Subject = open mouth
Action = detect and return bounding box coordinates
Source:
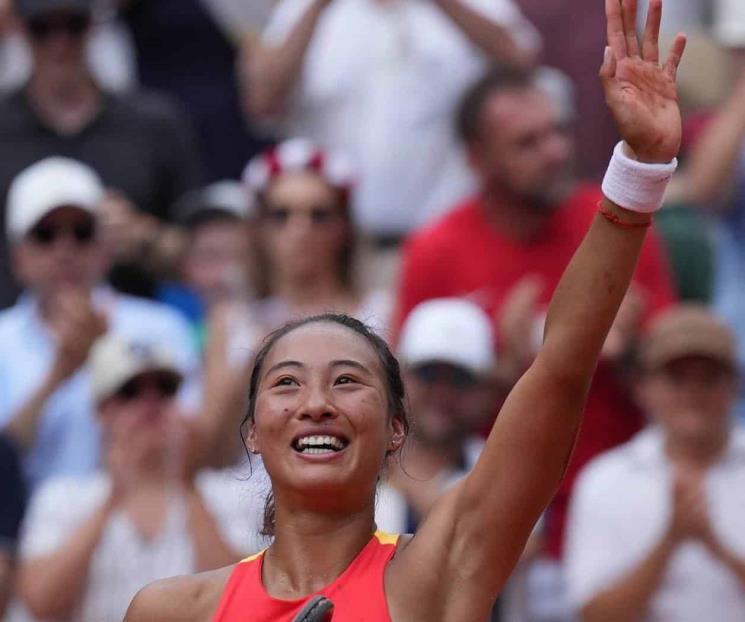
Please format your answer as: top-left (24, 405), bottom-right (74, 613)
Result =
top-left (292, 434), bottom-right (349, 455)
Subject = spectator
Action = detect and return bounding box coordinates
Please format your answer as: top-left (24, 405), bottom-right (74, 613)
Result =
top-left (16, 334), bottom-right (263, 622)
top-left (675, 58), bottom-right (745, 418)
top-left (242, 138), bottom-right (392, 339)
top-left (159, 181), bottom-right (256, 351)
top-left (0, 433), bottom-right (25, 619)
top-left (564, 304), bottom-right (745, 622)
top-left (248, 0), bottom-right (540, 241)
top-left (0, 0), bottom-right (201, 306)
top-left (396, 65), bottom-right (676, 566)
top-left (120, 0), bottom-right (272, 182)
top-left (0, 157), bottom-right (198, 489)
top-left (376, 298), bottom-right (500, 533)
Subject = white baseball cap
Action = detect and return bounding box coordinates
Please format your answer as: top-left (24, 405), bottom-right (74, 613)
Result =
top-left (6, 157), bottom-right (104, 243)
top-left (89, 335), bottom-right (182, 404)
top-left (398, 298), bottom-right (496, 375)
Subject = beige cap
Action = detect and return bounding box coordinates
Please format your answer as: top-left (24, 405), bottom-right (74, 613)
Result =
top-left (89, 335), bottom-right (182, 403)
top-left (640, 304), bottom-right (736, 372)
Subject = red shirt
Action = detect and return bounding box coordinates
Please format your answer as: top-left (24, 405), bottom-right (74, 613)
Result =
top-left (396, 186), bottom-right (676, 557)
top-left (213, 532), bottom-right (400, 621)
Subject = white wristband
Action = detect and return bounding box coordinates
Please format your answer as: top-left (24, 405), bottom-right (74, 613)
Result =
top-left (601, 141), bottom-right (678, 214)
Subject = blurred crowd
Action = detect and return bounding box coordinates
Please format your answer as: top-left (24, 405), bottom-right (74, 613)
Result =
top-left (0, 0), bottom-right (744, 620)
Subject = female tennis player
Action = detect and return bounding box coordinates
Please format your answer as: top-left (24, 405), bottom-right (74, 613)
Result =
top-left (125, 1), bottom-right (686, 620)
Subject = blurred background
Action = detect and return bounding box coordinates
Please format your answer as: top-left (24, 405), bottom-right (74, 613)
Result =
top-left (0, 0), bottom-right (744, 620)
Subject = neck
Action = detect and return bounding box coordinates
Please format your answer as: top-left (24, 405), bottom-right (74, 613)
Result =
top-left (265, 505), bottom-right (376, 597)
top-left (480, 186), bottom-right (554, 242)
top-left (665, 429), bottom-right (730, 469)
top-left (274, 271), bottom-right (352, 312)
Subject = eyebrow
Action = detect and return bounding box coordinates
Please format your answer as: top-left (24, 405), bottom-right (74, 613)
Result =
top-left (264, 359), bottom-right (370, 378)
top-left (330, 360), bottom-right (370, 374)
top-left (264, 360), bottom-right (304, 378)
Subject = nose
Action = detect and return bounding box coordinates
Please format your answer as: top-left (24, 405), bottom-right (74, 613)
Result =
top-left (298, 382), bottom-right (337, 422)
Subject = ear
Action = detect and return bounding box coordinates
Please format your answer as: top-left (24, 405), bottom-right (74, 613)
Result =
top-left (387, 415), bottom-right (407, 453)
top-left (246, 420), bottom-right (261, 455)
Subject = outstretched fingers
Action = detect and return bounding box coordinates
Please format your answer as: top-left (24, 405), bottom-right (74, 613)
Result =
top-left (621, 0), bottom-right (640, 57)
top-left (664, 33), bottom-right (687, 81)
top-left (606, 0), bottom-right (628, 59)
top-left (641, 0), bottom-right (662, 63)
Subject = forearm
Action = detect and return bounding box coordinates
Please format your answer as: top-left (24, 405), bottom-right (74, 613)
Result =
top-left (433, 0), bottom-right (535, 67)
top-left (709, 541), bottom-right (745, 589)
top-left (183, 485), bottom-right (241, 571)
top-left (3, 370), bottom-right (64, 452)
top-left (581, 531), bottom-right (677, 622)
top-left (684, 74), bottom-right (745, 208)
top-left (456, 199), bottom-right (651, 582)
top-left (247, 0), bottom-right (326, 117)
top-left (540, 200), bottom-right (649, 385)
top-left (20, 497), bottom-right (114, 619)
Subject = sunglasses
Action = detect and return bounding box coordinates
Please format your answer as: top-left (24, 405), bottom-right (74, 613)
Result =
top-left (114, 373), bottom-right (181, 403)
top-left (28, 13), bottom-right (90, 40)
top-left (263, 206), bottom-right (340, 227)
top-left (412, 363), bottom-right (478, 390)
top-left (28, 220), bottom-right (96, 246)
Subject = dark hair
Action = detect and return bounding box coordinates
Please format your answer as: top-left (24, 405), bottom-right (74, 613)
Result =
top-left (455, 64), bottom-right (537, 145)
top-left (240, 314), bottom-right (410, 536)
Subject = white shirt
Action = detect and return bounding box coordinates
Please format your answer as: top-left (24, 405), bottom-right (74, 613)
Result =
top-left (0, 288), bottom-right (199, 489)
top-left (564, 426), bottom-right (745, 622)
top-left (16, 467), bottom-right (269, 622)
top-left (263, 0), bottom-right (540, 236)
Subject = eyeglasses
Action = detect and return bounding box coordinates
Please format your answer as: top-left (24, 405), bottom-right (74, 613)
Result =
top-left (263, 206), bottom-right (341, 227)
top-left (412, 363), bottom-right (478, 390)
top-left (114, 373), bottom-right (181, 403)
top-left (28, 220), bottom-right (96, 246)
top-left (28, 13), bottom-right (91, 40)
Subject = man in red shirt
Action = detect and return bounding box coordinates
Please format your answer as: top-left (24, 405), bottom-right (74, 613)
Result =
top-left (396, 65), bottom-right (676, 560)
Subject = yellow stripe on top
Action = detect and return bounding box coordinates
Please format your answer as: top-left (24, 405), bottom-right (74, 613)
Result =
top-left (374, 531), bottom-right (400, 546)
top-left (239, 549), bottom-right (266, 564)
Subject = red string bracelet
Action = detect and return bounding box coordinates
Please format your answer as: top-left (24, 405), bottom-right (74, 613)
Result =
top-left (598, 203), bottom-right (653, 229)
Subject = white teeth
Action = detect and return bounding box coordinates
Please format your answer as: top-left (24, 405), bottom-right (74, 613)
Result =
top-left (295, 435), bottom-right (346, 451)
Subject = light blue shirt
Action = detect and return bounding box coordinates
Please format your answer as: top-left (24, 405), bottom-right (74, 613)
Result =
top-left (0, 288), bottom-right (200, 490)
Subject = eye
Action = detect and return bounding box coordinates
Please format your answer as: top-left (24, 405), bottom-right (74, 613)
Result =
top-left (334, 375), bottom-right (356, 386)
top-left (274, 376), bottom-right (298, 388)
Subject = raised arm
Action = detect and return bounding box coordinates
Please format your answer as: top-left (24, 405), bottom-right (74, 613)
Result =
top-left (388, 0), bottom-right (686, 617)
top-left (245, 0), bottom-right (328, 118)
top-left (432, 0), bottom-right (537, 68)
top-left (678, 63), bottom-right (745, 210)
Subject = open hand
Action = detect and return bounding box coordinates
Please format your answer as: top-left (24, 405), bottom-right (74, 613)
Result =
top-left (601, 0), bottom-right (687, 163)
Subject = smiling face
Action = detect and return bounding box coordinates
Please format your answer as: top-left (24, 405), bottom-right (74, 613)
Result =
top-left (247, 321), bottom-right (405, 514)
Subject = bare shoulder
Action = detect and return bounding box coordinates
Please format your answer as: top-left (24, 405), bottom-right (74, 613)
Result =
top-left (124, 565), bottom-right (235, 622)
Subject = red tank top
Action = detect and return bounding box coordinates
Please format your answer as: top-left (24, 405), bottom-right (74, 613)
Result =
top-left (212, 531), bottom-right (400, 621)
